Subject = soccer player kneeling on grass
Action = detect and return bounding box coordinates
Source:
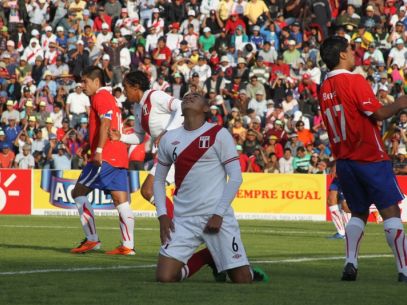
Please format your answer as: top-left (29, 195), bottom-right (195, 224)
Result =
top-left (153, 93), bottom-right (269, 283)
top-left (319, 36), bottom-right (407, 283)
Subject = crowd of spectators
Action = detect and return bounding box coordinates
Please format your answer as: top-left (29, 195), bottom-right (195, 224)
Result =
top-left (1, 0), bottom-right (407, 174)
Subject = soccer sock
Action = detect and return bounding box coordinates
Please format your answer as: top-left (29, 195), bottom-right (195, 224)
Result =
top-left (329, 205), bottom-right (345, 235)
top-left (165, 196), bottom-right (174, 219)
top-left (383, 217), bottom-right (407, 276)
top-left (341, 210), bottom-right (351, 227)
top-left (75, 196), bottom-right (98, 242)
top-left (116, 201), bottom-right (134, 249)
top-left (345, 217), bottom-right (365, 268)
top-left (181, 248), bottom-right (215, 280)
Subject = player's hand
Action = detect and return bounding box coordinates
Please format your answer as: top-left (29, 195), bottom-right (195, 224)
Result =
top-left (108, 129), bottom-right (121, 141)
top-left (204, 214), bottom-right (223, 234)
top-left (154, 130), bottom-right (167, 147)
top-left (93, 152), bottom-right (103, 166)
top-left (158, 215), bottom-right (174, 245)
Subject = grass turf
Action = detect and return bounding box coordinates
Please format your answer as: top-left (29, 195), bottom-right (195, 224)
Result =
top-left (0, 216), bottom-right (406, 305)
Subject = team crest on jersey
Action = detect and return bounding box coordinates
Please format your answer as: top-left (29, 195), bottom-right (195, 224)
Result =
top-left (199, 136), bottom-right (210, 148)
top-left (171, 141), bottom-right (180, 145)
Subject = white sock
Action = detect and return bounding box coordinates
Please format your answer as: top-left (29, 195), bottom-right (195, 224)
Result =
top-left (75, 196), bottom-right (98, 242)
top-left (341, 210), bottom-right (351, 227)
top-left (329, 205), bottom-right (345, 235)
top-left (345, 217), bottom-right (365, 268)
top-left (180, 265), bottom-right (189, 281)
top-left (383, 217), bottom-right (407, 276)
top-left (117, 202), bottom-right (134, 249)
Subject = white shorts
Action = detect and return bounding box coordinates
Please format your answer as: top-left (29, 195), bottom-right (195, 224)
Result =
top-left (159, 213), bottom-right (249, 272)
top-left (149, 162), bottom-right (175, 185)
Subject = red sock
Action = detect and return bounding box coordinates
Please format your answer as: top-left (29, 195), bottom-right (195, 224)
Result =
top-left (185, 248), bottom-right (214, 278)
top-left (166, 196), bottom-right (174, 219)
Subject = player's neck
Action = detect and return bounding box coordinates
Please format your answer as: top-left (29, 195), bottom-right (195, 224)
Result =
top-left (183, 116), bottom-right (206, 131)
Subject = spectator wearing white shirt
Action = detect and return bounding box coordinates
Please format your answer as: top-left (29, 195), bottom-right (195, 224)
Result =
top-left (50, 102), bottom-right (64, 129)
top-left (279, 148), bottom-right (294, 173)
top-left (66, 83), bottom-right (90, 128)
top-left (191, 56), bottom-right (211, 83)
top-left (29, 0), bottom-right (49, 31)
top-left (248, 92), bottom-right (268, 119)
top-left (96, 23), bottom-right (113, 51)
top-left (31, 128), bottom-right (46, 154)
top-left (166, 23), bottom-right (184, 51)
top-left (387, 38), bottom-right (407, 68)
top-left (14, 144), bottom-right (35, 169)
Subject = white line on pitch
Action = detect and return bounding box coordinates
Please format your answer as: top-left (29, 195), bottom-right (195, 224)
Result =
top-left (0, 254), bottom-right (393, 276)
top-left (0, 224), bottom-right (384, 236)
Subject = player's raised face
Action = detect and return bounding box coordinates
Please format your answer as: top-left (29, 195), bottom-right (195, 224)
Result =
top-left (181, 93), bottom-right (208, 115)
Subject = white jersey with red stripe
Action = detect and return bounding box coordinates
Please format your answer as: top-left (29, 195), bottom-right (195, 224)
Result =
top-left (134, 89), bottom-right (183, 139)
top-left (157, 122), bottom-right (239, 217)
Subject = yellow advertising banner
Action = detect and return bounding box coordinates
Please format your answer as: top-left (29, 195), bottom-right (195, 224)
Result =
top-left (32, 170), bottom-right (326, 220)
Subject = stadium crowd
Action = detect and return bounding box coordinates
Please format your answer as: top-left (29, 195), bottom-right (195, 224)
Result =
top-left (0, 0), bottom-right (407, 174)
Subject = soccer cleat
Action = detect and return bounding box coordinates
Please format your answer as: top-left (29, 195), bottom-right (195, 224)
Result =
top-left (208, 263), bottom-right (227, 282)
top-left (328, 233), bottom-right (346, 240)
top-left (71, 239), bottom-right (101, 253)
top-left (105, 245), bottom-right (136, 256)
top-left (252, 267), bottom-right (270, 283)
top-left (341, 263), bottom-right (358, 281)
top-left (398, 273), bottom-right (407, 283)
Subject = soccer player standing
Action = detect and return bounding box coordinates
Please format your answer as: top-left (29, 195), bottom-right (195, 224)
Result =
top-left (70, 66), bottom-right (135, 255)
top-left (153, 92), bottom-right (268, 283)
top-left (319, 36), bottom-right (407, 282)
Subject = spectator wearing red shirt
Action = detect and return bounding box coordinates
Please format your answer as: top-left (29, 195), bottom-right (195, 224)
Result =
top-left (57, 118), bottom-right (71, 141)
top-left (353, 38), bottom-right (365, 67)
top-left (298, 73), bottom-right (317, 99)
top-left (93, 7), bottom-right (112, 32)
top-left (0, 143), bottom-right (15, 168)
top-left (152, 37), bottom-right (171, 67)
top-left (270, 55), bottom-right (290, 82)
top-left (263, 135), bottom-right (284, 159)
top-left (236, 144), bottom-right (249, 172)
top-left (224, 13), bottom-right (246, 35)
top-left (207, 105), bottom-right (224, 126)
top-left (296, 120), bottom-right (314, 146)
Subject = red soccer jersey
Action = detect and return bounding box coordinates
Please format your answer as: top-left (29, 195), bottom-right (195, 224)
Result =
top-left (318, 69), bottom-right (388, 162)
top-left (89, 88), bottom-right (128, 168)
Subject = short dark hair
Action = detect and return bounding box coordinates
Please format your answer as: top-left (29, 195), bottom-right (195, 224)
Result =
top-left (82, 66), bottom-right (106, 86)
top-left (320, 36), bottom-right (349, 70)
top-left (123, 71), bottom-right (150, 91)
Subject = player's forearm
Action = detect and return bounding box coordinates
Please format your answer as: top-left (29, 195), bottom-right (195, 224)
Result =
top-left (373, 96), bottom-right (407, 121)
top-left (214, 161), bottom-right (243, 217)
top-left (120, 132), bottom-right (145, 145)
top-left (153, 163), bottom-right (171, 217)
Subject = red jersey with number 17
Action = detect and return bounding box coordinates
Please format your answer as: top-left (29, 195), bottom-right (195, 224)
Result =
top-left (318, 69), bottom-right (389, 162)
top-left (89, 88), bottom-right (129, 168)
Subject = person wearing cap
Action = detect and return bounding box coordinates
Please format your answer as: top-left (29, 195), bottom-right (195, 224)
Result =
top-left (283, 39), bottom-right (301, 68)
top-left (94, 6), bottom-right (112, 32)
top-left (190, 56), bottom-right (211, 84)
top-left (147, 8), bottom-right (165, 36)
top-left (199, 27), bottom-right (216, 52)
top-left (1, 100), bottom-right (19, 124)
top-left (363, 42), bottom-right (384, 66)
top-left (351, 23), bottom-right (374, 50)
top-left (360, 5), bottom-right (380, 30)
top-left (248, 55), bottom-right (270, 85)
top-left (166, 23), bottom-right (184, 51)
top-left (152, 75), bottom-right (171, 91)
top-left (14, 143), bottom-right (35, 169)
top-left (207, 105), bottom-right (224, 126)
top-left (47, 140), bottom-right (72, 170)
top-left (0, 136), bottom-right (15, 168)
top-left (41, 117), bottom-right (58, 140)
top-left (66, 82), bottom-right (90, 129)
top-left (378, 84), bottom-right (394, 105)
top-left (224, 12), bottom-right (246, 35)
top-left (68, 39), bottom-right (90, 82)
top-left (244, 0), bottom-right (270, 25)
top-left (387, 38), bottom-right (407, 69)
top-left (180, 9), bottom-right (200, 35)
top-left (248, 91), bottom-right (267, 119)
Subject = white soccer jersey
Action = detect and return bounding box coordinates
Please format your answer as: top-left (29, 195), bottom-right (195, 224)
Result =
top-left (157, 122), bottom-right (239, 217)
top-left (121, 90), bottom-right (183, 144)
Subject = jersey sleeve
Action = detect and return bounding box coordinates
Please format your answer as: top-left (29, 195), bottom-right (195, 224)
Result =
top-left (214, 128), bottom-right (240, 166)
top-left (352, 75), bottom-right (382, 116)
top-left (157, 133), bottom-right (173, 167)
top-left (165, 98), bottom-right (184, 131)
top-left (93, 91), bottom-right (115, 120)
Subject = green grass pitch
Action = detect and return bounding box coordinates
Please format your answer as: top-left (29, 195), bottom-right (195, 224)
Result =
top-left (0, 216), bottom-right (406, 305)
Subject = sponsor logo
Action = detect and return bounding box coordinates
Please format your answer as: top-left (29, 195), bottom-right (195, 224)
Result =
top-left (171, 141), bottom-right (180, 145)
top-left (232, 254), bottom-right (242, 259)
top-left (0, 170), bottom-right (31, 215)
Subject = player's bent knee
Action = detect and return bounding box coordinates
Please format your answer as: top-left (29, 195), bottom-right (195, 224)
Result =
top-left (155, 271), bottom-right (180, 283)
top-left (227, 266), bottom-right (252, 284)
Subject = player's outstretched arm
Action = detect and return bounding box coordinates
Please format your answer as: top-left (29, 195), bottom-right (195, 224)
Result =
top-left (372, 95), bottom-right (407, 121)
